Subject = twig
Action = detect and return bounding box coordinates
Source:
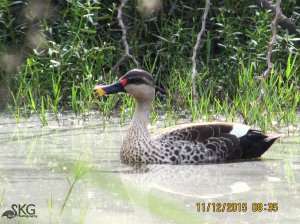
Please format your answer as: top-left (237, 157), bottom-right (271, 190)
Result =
top-left (256, 0), bottom-right (281, 104)
top-left (255, 0), bottom-right (299, 36)
top-left (191, 0), bottom-right (210, 100)
top-left (110, 0), bottom-right (139, 74)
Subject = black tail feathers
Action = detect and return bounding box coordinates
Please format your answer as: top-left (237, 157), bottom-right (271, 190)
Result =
top-left (239, 130), bottom-right (279, 159)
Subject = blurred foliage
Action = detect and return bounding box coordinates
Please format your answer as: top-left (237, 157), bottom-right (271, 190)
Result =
top-left (0, 0), bottom-right (299, 128)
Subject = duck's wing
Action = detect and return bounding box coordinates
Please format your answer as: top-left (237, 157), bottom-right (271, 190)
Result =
top-left (153, 122), bottom-right (279, 160)
top-left (153, 122), bottom-right (249, 142)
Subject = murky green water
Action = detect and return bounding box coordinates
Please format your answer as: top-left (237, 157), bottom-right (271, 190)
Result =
top-left (0, 114), bottom-right (299, 224)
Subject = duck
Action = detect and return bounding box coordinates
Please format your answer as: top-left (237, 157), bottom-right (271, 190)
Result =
top-left (93, 69), bottom-right (279, 164)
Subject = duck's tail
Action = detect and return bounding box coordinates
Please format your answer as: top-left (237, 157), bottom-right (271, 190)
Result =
top-left (239, 130), bottom-right (280, 159)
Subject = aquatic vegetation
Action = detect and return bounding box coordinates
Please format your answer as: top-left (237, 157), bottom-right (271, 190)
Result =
top-left (60, 161), bottom-right (88, 216)
top-left (0, 189), bottom-right (4, 208)
top-left (58, 160), bottom-right (203, 224)
top-left (0, 0), bottom-right (298, 131)
top-left (46, 194), bottom-right (53, 223)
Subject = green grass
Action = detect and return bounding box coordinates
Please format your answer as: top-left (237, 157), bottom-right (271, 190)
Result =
top-left (0, 188), bottom-right (4, 208)
top-left (60, 161), bottom-right (88, 216)
top-left (56, 159), bottom-right (204, 224)
top-left (285, 160), bottom-right (296, 188)
top-left (0, 0), bottom-right (299, 131)
top-left (46, 194), bottom-right (53, 223)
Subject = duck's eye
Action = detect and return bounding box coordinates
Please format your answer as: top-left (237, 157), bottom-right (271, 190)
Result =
top-left (132, 79), bottom-right (144, 85)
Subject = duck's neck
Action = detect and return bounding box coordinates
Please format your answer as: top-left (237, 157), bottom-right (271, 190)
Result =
top-left (128, 99), bottom-right (152, 137)
top-left (121, 98), bottom-right (153, 164)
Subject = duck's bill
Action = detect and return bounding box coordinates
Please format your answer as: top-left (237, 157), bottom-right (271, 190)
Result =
top-left (93, 81), bottom-right (125, 95)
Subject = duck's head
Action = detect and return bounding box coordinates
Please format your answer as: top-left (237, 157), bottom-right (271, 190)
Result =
top-left (93, 69), bottom-right (155, 102)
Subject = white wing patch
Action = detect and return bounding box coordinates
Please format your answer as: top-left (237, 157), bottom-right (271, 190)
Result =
top-left (230, 123), bottom-right (250, 138)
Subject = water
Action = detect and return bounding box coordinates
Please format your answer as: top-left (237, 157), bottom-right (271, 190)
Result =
top-left (0, 114), bottom-right (299, 224)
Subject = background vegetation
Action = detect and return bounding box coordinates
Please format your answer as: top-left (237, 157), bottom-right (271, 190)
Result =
top-left (0, 0), bottom-right (299, 130)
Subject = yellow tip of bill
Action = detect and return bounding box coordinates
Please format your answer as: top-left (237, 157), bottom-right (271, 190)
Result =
top-left (94, 86), bottom-right (107, 95)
